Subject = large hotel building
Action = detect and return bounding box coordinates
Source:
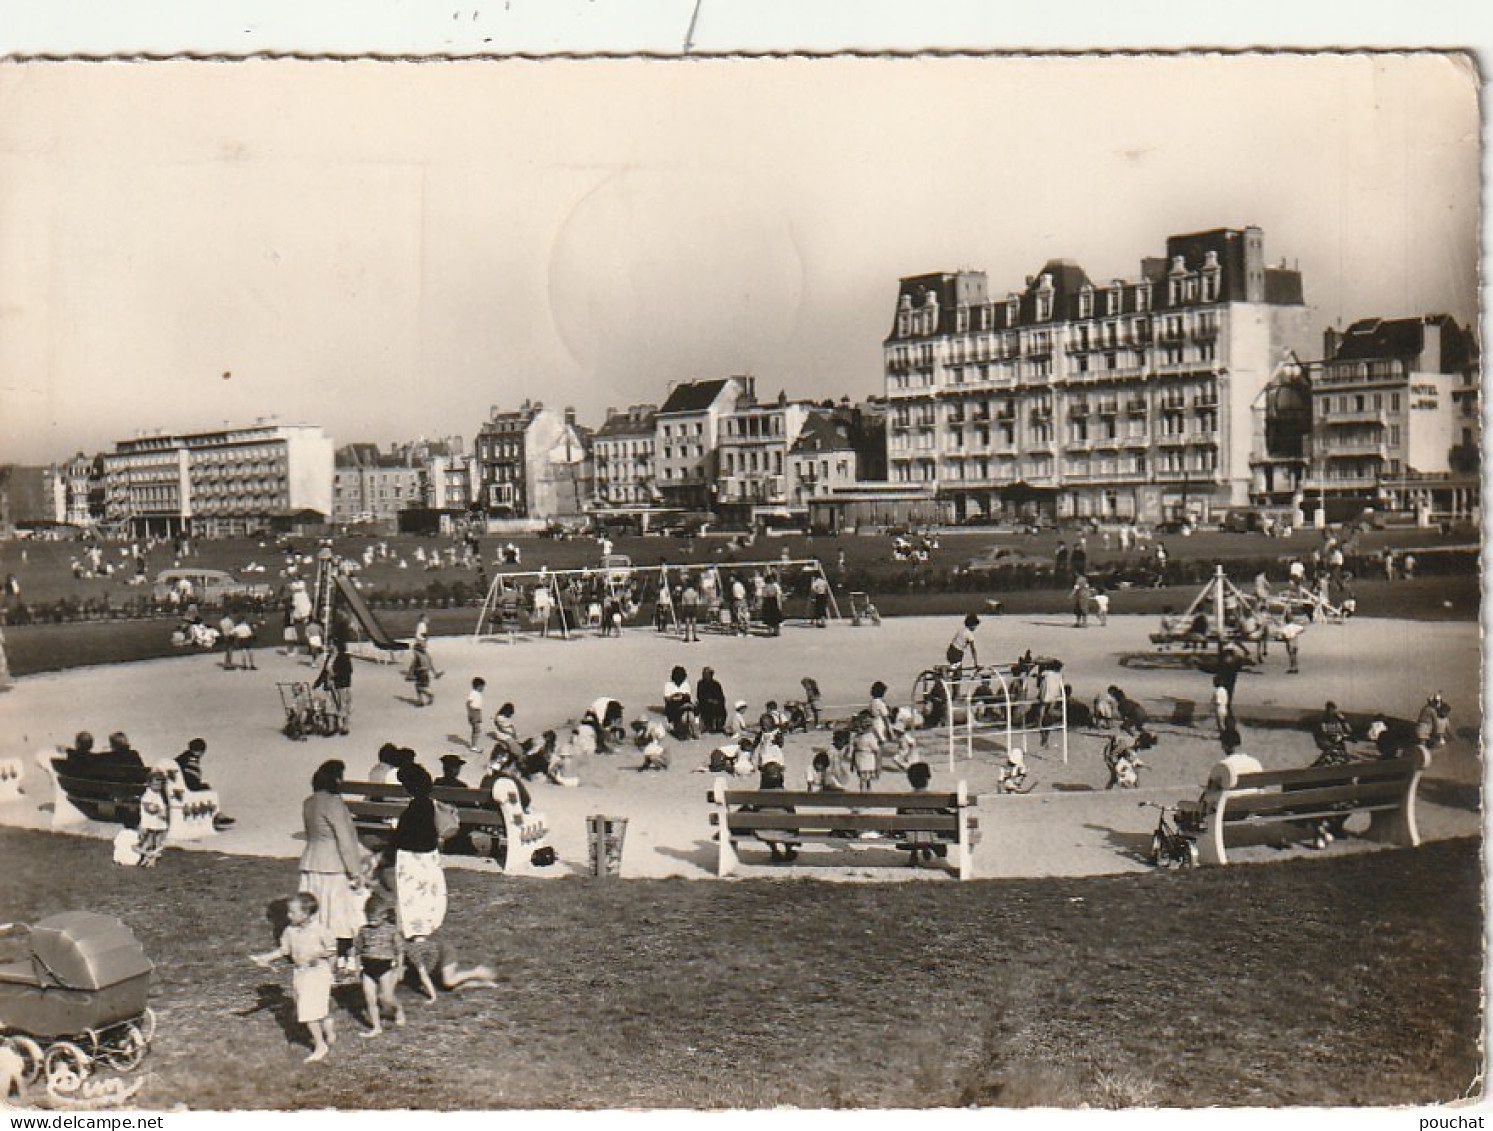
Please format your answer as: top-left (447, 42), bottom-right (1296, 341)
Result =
top-left (883, 227), bottom-right (1314, 524)
top-left (103, 422), bottom-right (334, 538)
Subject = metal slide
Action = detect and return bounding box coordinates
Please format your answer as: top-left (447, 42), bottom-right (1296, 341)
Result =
top-left (332, 574), bottom-right (408, 652)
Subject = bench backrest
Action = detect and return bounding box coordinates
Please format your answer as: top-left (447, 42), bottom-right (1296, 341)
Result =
top-left (1208, 749), bottom-right (1430, 820)
top-left (339, 780), bottom-right (498, 826)
top-left (51, 757), bottom-right (149, 810)
top-left (711, 780), bottom-right (974, 836)
top-left (1211, 749), bottom-right (1430, 793)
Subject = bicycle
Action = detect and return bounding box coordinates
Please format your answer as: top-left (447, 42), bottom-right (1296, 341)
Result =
top-left (1140, 801), bottom-right (1198, 869)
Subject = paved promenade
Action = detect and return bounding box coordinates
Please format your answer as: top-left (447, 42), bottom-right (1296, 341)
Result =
top-left (0, 614), bottom-right (1480, 879)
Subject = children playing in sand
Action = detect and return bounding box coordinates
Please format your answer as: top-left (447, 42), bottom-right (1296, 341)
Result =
top-left (251, 892), bottom-right (338, 1063)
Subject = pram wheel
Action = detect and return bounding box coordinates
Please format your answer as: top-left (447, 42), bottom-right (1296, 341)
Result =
top-left (102, 1023), bottom-right (148, 1071)
top-left (43, 1041), bottom-right (89, 1093)
top-left (138, 1007), bottom-right (157, 1045)
top-left (3, 1036), bottom-right (44, 1085)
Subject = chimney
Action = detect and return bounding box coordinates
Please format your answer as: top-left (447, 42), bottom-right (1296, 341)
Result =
top-left (564, 406), bottom-right (577, 427)
top-left (605, 406), bottom-right (618, 421)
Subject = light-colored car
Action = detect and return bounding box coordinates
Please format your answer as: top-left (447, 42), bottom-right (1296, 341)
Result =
top-left (599, 554), bottom-right (634, 583)
top-left (152, 568), bottom-right (272, 605)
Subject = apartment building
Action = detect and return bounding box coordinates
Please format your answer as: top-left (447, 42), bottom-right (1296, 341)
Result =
top-left (884, 226), bottom-right (1314, 523)
top-left (61, 453), bottom-right (105, 527)
top-left (716, 393), bottom-right (813, 523)
top-left (473, 401), bottom-right (592, 519)
top-left (102, 423), bottom-right (334, 538)
top-left (331, 444), bottom-right (425, 526)
top-left (786, 402), bottom-right (889, 514)
top-left (592, 405), bottom-right (659, 507)
top-left (1311, 315), bottom-right (1477, 520)
top-left (653, 376), bottom-right (754, 510)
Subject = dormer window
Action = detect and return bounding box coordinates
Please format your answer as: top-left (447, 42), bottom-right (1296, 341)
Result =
top-left (1078, 285), bottom-right (1094, 320)
top-left (1035, 274), bottom-right (1054, 322)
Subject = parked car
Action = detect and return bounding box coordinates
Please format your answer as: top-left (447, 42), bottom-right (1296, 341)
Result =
top-left (599, 554), bottom-right (634, 583)
top-left (960, 547), bottom-right (1048, 573)
top-left (151, 568), bottom-right (272, 605)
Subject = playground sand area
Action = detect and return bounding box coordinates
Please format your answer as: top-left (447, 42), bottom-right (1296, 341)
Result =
top-left (0, 614), bottom-right (1481, 880)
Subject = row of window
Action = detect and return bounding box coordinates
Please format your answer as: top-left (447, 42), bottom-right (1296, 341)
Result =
top-left (1318, 391), bottom-right (1402, 416)
top-left (721, 450), bottom-right (785, 475)
top-left (722, 415), bottom-right (789, 439)
top-left (659, 421), bottom-right (705, 440)
top-left (595, 439), bottom-right (653, 458)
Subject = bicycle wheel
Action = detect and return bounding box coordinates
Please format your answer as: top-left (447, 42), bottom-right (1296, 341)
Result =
top-left (1150, 832), bottom-right (1167, 867)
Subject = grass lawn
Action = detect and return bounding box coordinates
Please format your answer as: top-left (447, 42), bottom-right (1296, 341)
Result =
top-left (2, 572), bottom-right (1479, 678)
top-left (0, 525), bottom-right (1476, 608)
top-left (0, 828), bottom-right (1479, 1110)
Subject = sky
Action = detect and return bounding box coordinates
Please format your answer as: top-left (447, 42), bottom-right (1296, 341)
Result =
top-left (0, 51), bottom-right (1481, 464)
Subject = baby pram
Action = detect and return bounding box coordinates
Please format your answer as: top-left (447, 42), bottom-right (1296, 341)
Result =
top-left (0, 912), bottom-right (155, 1092)
top-left (277, 682), bottom-right (336, 740)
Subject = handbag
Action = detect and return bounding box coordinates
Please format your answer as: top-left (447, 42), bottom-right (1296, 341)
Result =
top-left (433, 799), bottom-right (461, 844)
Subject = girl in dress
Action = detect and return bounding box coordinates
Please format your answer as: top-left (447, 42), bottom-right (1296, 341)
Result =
top-left (134, 762), bottom-right (174, 867)
top-left (251, 892), bottom-right (338, 1063)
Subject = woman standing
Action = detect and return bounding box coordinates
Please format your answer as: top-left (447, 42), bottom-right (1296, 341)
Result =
top-left (299, 760), bottom-right (367, 977)
top-left (391, 762), bottom-right (447, 941)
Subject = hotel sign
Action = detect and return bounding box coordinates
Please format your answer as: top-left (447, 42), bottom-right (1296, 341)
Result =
top-left (1411, 383), bottom-right (1440, 410)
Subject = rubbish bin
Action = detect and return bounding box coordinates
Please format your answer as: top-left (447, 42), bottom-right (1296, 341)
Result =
top-left (586, 814), bottom-right (628, 877)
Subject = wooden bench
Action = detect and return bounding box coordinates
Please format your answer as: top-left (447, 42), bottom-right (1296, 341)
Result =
top-left (708, 779), bottom-right (979, 879)
top-left (1178, 747), bottom-right (1431, 866)
top-left (40, 754), bottom-right (220, 840)
top-left (339, 778), bottom-right (553, 877)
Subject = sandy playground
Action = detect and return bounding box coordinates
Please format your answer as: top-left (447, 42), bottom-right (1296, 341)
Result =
top-left (0, 613), bottom-right (1481, 880)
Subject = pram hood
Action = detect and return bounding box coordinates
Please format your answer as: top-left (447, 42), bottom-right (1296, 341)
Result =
top-left (28, 911), bottom-right (153, 991)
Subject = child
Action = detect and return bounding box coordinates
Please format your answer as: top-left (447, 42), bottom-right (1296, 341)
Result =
top-left (758, 700), bottom-right (787, 735)
top-left (491, 703), bottom-right (523, 762)
top-left (753, 761), bottom-right (798, 863)
top-left (852, 713), bottom-right (881, 793)
top-left (251, 892), bottom-right (338, 1063)
top-left (404, 935), bottom-right (499, 1002)
top-left (1091, 585), bottom-right (1110, 627)
top-left (466, 677), bottom-right (486, 753)
top-left (409, 640), bottom-right (436, 707)
top-left (999, 747), bottom-right (1032, 794)
top-left (1103, 729), bottom-right (1156, 790)
top-left (632, 717), bottom-right (671, 771)
top-left (728, 700), bottom-right (750, 739)
top-left (867, 681), bottom-right (892, 742)
top-left (1092, 688), bottom-right (1118, 730)
top-left (888, 709), bottom-right (922, 770)
top-left (900, 760), bottom-right (940, 866)
top-left (548, 730), bottom-right (583, 786)
top-left (135, 761), bottom-right (174, 867)
top-left (1211, 674), bottom-right (1232, 733)
top-left (354, 894), bottom-right (406, 1036)
top-left (799, 678), bottom-right (822, 728)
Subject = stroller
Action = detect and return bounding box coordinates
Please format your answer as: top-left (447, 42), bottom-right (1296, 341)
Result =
top-left (0, 912), bottom-right (155, 1093)
top-left (277, 682), bottom-right (336, 741)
